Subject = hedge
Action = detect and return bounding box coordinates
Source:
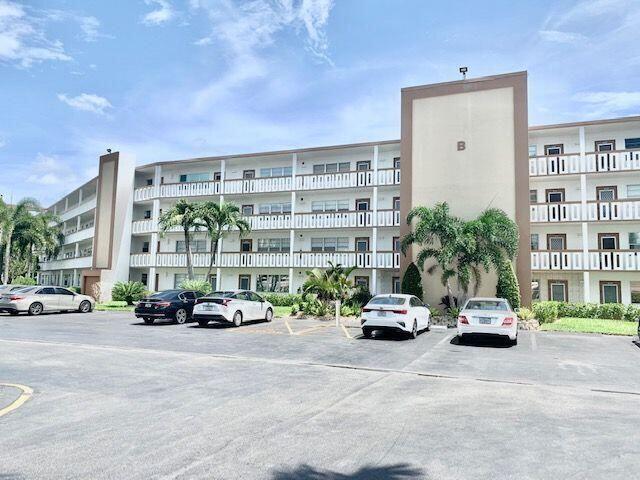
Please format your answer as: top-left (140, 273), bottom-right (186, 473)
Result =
top-left (261, 293), bottom-right (303, 306)
top-left (496, 260), bottom-right (520, 310)
top-left (401, 262), bottom-right (423, 300)
top-left (533, 301), bottom-right (640, 323)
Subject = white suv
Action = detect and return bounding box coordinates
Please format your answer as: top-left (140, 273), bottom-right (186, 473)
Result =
top-left (361, 294), bottom-right (431, 339)
top-left (193, 290), bottom-right (274, 327)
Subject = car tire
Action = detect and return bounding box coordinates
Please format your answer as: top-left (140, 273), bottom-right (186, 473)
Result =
top-left (362, 328), bottom-right (371, 339)
top-left (510, 335), bottom-right (518, 346)
top-left (197, 319), bottom-right (209, 327)
top-left (232, 310), bottom-right (243, 327)
top-left (144, 318), bottom-right (154, 325)
top-left (28, 303), bottom-right (43, 316)
top-left (264, 308), bottom-right (273, 323)
top-left (78, 300), bottom-right (92, 313)
top-left (410, 320), bottom-right (418, 339)
top-left (457, 334), bottom-right (465, 345)
top-left (175, 308), bottom-right (188, 324)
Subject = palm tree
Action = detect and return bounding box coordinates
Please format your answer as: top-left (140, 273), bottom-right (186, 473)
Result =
top-left (198, 201), bottom-right (250, 281)
top-left (13, 211), bottom-right (63, 278)
top-left (302, 262), bottom-right (356, 304)
top-left (158, 199), bottom-right (203, 281)
top-left (1, 198), bottom-right (40, 284)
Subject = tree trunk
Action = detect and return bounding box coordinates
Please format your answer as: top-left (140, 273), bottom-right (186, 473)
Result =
top-left (206, 228), bottom-right (221, 280)
top-left (4, 232), bottom-right (12, 285)
top-left (446, 280), bottom-right (455, 309)
top-left (184, 228), bottom-right (194, 280)
top-left (27, 243), bottom-right (33, 278)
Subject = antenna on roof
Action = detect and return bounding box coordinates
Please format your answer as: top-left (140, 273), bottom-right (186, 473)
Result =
top-left (459, 66), bottom-right (468, 80)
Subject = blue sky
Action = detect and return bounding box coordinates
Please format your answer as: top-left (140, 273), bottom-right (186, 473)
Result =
top-left (1, 0), bottom-right (639, 205)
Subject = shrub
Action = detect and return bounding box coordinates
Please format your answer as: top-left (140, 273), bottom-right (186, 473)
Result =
top-left (69, 286), bottom-right (81, 294)
top-left (12, 275), bottom-right (36, 286)
top-left (557, 302), bottom-right (599, 319)
top-left (624, 304), bottom-right (640, 322)
top-left (596, 303), bottom-right (626, 320)
top-left (347, 286), bottom-right (372, 308)
top-left (112, 281), bottom-right (147, 305)
top-left (261, 293), bottom-right (302, 306)
top-left (496, 260), bottom-right (520, 310)
top-left (340, 304), bottom-right (361, 317)
top-left (532, 301), bottom-right (560, 323)
top-left (179, 279), bottom-right (212, 295)
top-left (401, 262), bottom-right (423, 300)
top-left (517, 307), bottom-right (535, 321)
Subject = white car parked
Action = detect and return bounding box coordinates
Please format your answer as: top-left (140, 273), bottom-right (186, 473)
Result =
top-left (361, 294), bottom-right (431, 339)
top-left (193, 290), bottom-right (274, 327)
top-left (0, 286), bottom-right (95, 315)
top-left (457, 297), bottom-right (518, 345)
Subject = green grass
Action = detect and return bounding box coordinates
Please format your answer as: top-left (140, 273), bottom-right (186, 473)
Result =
top-left (273, 306), bottom-right (291, 318)
top-left (540, 317), bottom-right (638, 336)
top-left (95, 301), bottom-right (135, 312)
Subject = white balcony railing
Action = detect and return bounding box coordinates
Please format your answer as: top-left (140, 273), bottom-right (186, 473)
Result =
top-left (530, 200), bottom-right (640, 223)
top-left (133, 168), bottom-right (401, 202)
top-left (529, 150), bottom-right (640, 177)
top-left (62, 226), bottom-right (95, 245)
top-left (39, 255), bottom-right (93, 271)
top-left (58, 196), bottom-right (97, 222)
top-left (130, 251), bottom-right (401, 270)
top-left (531, 250), bottom-right (640, 271)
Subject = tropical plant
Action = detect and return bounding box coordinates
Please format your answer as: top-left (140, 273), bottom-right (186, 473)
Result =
top-left (179, 279), bottom-right (212, 295)
top-left (11, 275), bottom-right (37, 286)
top-left (158, 199), bottom-right (203, 281)
top-left (12, 210), bottom-right (63, 279)
top-left (401, 262), bottom-right (423, 300)
top-left (516, 307), bottom-right (535, 321)
top-left (496, 259), bottom-right (521, 309)
top-left (198, 201), bottom-right (250, 280)
top-left (302, 262), bottom-right (357, 306)
top-left (111, 281), bottom-right (147, 305)
top-left (0, 198), bottom-right (41, 284)
top-left (346, 285), bottom-right (372, 308)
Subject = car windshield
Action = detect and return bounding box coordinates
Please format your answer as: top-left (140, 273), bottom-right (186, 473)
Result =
top-left (208, 291), bottom-right (236, 298)
top-left (368, 296), bottom-right (406, 305)
top-left (465, 300), bottom-right (509, 311)
top-left (149, 290), bottom-right (179, 300)
top-left (13, 287), bottom-right (37, 294)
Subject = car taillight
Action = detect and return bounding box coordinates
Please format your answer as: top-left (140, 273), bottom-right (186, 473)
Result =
top-left (392, 309), bottom-right (407, 315)
top-left (156, 302), bottom-right (171, 307)
top-left (362, 308), bottom-right (372, 312)
top-left (9, 296), bottom-right (23, 301)
top-left (221, 299), bottom-right (231, 307)
top-left (502, 317), bottom-right (514, 326)
top-left (458, 315), bottom-right (469, 324)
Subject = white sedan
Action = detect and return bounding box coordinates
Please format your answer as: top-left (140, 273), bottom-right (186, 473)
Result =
top-left (193, 290), bottom-right (274, 327)
top-left (361, 294), bottom-right (431, 339)
top-left (457, 297), bottom-right (518, 345)
top-left (0, 286), bottom-right (95, 315)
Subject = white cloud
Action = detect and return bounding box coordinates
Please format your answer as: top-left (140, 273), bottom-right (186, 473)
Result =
top-left (78, 16), bottom-right (103, 42)
top-left (0, 139), bottom-right (5, 148)
top-left (572, 91), bottom-right (640, 117)
top-left (57, 93), bottom-right (113, 115)
top-left (539, 30), bottom-right (587, 44)
top-left (26, 153), bottom-right (78, 186)
top-left (142, 0), bottom-right (175, 25)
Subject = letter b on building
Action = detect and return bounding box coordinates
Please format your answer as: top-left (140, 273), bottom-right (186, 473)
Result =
top-left (457, 141), bottom-right (466, 151)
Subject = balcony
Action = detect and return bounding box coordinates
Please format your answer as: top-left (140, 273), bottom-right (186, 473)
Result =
top-left (133, 168), bottom-right (401, 202)
top-left (39, 255), bottom-right (93, 271)
top-left (62, 225), bottom-right (95, 245)
top-left (529, 149), bottom-right (640, 177)
top-left (130, 251), bottom-right (401, 270)
top-left (531, 250), bottom-right (640, 271)
top-left (58, 196), bottom-right (97, 222)
top-left (530, 200), bottom-right (640, 223)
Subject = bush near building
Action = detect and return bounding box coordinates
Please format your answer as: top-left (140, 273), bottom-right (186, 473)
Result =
top-left (533, 301), bottom-right (640, 324)
top-left (178, 279), bottom-right (212, 295)
top-left (111, 281), bottom-right (147, 306)
top-left (261, 293), bottom-right (302, 306)
top-left (401, 262), bottom-right (423, 300)
top-left (11, 275), bottom-right (37, 286)
top-left (495, 260), bottom-right (520, 310)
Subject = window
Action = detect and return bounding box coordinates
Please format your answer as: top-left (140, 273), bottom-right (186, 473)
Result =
top-left (547, 234), bottom-right (566, 250)
top-left (257, 238), bottom-right (290, 252)
top-left (627, 185), bottom-right (640, 198)
top-left (528, 145), bottom-right (537, 157)
top-left (311, 200), bottom-right (349, 212)
top-left (354, 276), bottom-right (369, 288)
top-left (179, 173), bottom-right (210, 183)
top-left (393, 236), bottom-right (400, 252)
top-left (176, 240), bottom-right (207, 252)
top-left (38, 287), bottom-right (55, 295)
top-left (596, 186), bottom-right (617, 201)
top-left (356, 160), bottom-right (371, 171)
top-left (546, 189), bottom-right (565, 203)
top-left (243, 170), bottom-right (255, 179)
top-left (146, 178), bottom-right (153, 186)
top-left (632, 282), bottom-right (640, 304)
top-left (530, 234), bottom-right (539, 251)
top-left (625, 138), bottom-right (640, 150)
top-left (242, 205), bottom-right (254, 215)
top-left (595, 140), bottom-right (615, 152)
top-left (600, 281), bottom-right (621, 304)
top-left (141, 273), bottom-right (148, 286)
top-left (545, 144), bottom-right (564, 155)
top-left (54, 287), bottom-right (74, 295)
top-left (410, 297), bottom-right (423, 307)
top-left (531, 280), bottom-right (540, 301)
top-left (240, 239), bottom-right (253, 252)
top-left (142, 241), bottom-right (150, 253)
top-left (355, 198), bottom-right (370, 211)
top-left (313, 162), bottom-right (350, 174)
top-left (144, 210), bottom-right (151, 219)
top-left (208, 274), bottom-right (217, 289)
top-left (549, 280), bottom-right (568, 302)
top-left (530, 190), bottom-right (538, 203)
top-left (310, 237), bottom-right (349, 252)
top-left (174, 274), bottom-right (186, 289)
top-left (256, 274), bottom-right (289, 293)
top-left (213, 172), bottom-right (222, 181)
top-left (355, 237), bottom-right (369, 252)
top-left (599, 233), bottom-right (618, 250)
top-left (258, 202), bottom-right (292, 214)
top-left (393, 197), bottom-right (400, 210)
top-left (259, 166), bottom-right (293, 177)
top-left (392, 276), bottom-right (400, 293)
top-left (238, 275), bottom-right (251, 290)
top-left (629, 233), bottom-right (640, 250)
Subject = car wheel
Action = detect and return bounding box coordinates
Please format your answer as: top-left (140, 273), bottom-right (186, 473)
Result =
top-left (175, 308), bottom-right (188, 324)
top-left (198, 319), bottom-right (209, 327)
top-left (510, 335), bottom-right (518, 346)
top-left (362, 328), bottom-right (371, 339)
top-left (144, 318), bottom-right (154, 325)
top-left (78, 300), bottom-right (92, 313)
top-left (410, 320), bottom-right (418, 339)
top-left (28, 303), bottom-right (43, 316)
top-left (264, 308), bottom-right (273, 323)
top-left (232, 310), bottom-right (243, 327)
top-left (425, 320), bottom-right (431, 332)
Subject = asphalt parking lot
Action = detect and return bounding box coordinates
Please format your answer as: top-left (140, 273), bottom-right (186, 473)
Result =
top-left (1, 311), bottom-right (639, 480)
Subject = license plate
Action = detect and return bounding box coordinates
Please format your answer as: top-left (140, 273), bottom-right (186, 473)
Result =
top-left (145, 303), bottom-right (151, 308)
top-left (378, 311), bottom-right (386, 317)
top-left (479, 317), bottom-right (492, 325)
top-left (202, 305), bottom-right (214, 311)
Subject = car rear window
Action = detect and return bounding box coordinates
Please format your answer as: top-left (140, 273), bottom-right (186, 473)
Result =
top-left (368, 296), bottom-right (406, 305)
top-left (465, 300), bottom-right (509, 311)
top-left (13, 287), bottom-right (37, 293)
top-left (149, 290), bottom-right (180, 300)
top-left (210, 291), bottom-right (236, 298)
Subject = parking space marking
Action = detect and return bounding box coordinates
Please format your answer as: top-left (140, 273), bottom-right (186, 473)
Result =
top-left (341, 325), bottom-right (352, 339)
top-left (0, 383), bottom-right (33, 418)
top-left (283, 319), bottom-right (294, 335)
top-left (293, 324), bottom-right (332, 336)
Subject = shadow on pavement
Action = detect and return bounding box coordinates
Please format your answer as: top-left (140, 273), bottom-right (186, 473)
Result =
top-left (188, 319), bottom-right (269, 329)
top-left (270, 463), bottom-right (425, 480)
top-left (450, 334), bottom-right (513, 348)
top-left (356, 329), bottom-right (421, 342)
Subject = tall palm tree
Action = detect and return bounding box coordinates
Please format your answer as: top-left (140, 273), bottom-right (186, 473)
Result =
top-left (198, 201), bottom-right (250, 281)
top-left (1, 198), bottom-right (40, 284)
top-left (13, 211), bottom-right (63, 278)
top-left (302, 262), bottom-right (356, 304)
top-left (158, 199), bottom-right (203, 281)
